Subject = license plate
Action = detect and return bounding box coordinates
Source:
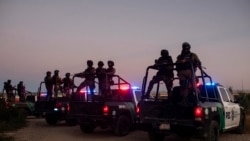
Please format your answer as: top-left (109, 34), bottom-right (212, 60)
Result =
top-left (159, 123), bottom-right (170, 130)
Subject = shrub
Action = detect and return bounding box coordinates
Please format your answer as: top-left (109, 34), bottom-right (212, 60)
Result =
top-left (0, 104), bottom-right (26, 132)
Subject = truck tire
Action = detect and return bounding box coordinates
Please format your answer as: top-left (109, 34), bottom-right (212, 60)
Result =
top-left (148, 132), bottom-right (165, 141)
top-left (236, 115), bottom-right (246, 134)
top-left (80, 124), bottom-right (95, 133)
top-left (45, 117), bottom-right (57, 125)
top-left (114, 115), bottom-right (131, 136)
top-left (202, 120), bottom-right (219, 141)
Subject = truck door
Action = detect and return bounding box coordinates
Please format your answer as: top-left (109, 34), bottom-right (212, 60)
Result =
top-left (218, 86), bottom-right (234, 129)
top-left (225, 88), bottom-right (241, 127)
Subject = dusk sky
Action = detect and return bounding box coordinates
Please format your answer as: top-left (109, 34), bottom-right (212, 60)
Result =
top-left (0, 0), bottom-right (250, 92)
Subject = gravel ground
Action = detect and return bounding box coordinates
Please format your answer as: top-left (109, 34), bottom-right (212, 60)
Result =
top-left (3, 116), bottom-right (250, 141)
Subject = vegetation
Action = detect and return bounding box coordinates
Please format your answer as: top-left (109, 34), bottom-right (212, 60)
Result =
top-left (0, 98), bottom-right (26, 141)
top-left (234, 92), bottom-right (250, 114)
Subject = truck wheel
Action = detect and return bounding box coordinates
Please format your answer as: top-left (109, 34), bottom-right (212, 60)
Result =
top-left (202, 120), bottom-right (219, 141)
top-left (236, 115), bottom-right (246, 134)
top-left (80, 124), bottom-right (95, 133)
top-left (148, 132), bottom-right (165, 141)
top-left (45, 117), bottom-right (57, 125)
top-left (114, 115), bottom-right (131, 136)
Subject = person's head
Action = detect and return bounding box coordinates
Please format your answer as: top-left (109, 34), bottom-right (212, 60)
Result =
top-left (46, 71), bottom-right (51, 76)
top-left (98, 61), bottom-right (104, 67)
top-left (65, 72), bottom-right (70, 77)
top-left (7, 79), bottom-right (11, 83)
top-left (161, 49), bottom-right (169, 57)
top-left (20, 81), bottom-right (23, 84)
top-left (107, 60), bottom-right (114, 67)
top-left (87, 60), bottom-right (93, 67)
top-left (54, 70), bottom-right (59, 75)
top-left (182, 42), bottom-right (191, 54)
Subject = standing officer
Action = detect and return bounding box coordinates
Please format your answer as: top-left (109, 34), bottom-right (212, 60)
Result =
top-left (75, 60), bottom-right (96, 96)
top-left (144, 49), bottom-right (174, 98)
top-left (17, 81), bottom-right (26, 102)
top-left (96, 61), bottom-right (107, 96)
top-left (44, 71), bottom-right (53, 100)
top-left (52, 70), bottom-right (62, 98)
top-left (62, 72), bottom-right (74, 98)
top-left (176, 42), bottom-right (201, 104)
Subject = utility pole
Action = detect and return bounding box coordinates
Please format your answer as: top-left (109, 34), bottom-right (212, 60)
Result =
top-left (242, 80), bottom-right (243, 92)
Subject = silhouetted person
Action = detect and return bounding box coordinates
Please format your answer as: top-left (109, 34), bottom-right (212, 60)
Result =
top-left (106, 60), bottom-right (116, 94)
top-left (17, 81), bottom-right (26, 102)
top-left (75, 60), bottom-right (96, 96)
top-left (4, 80), bottom-right (15, 102)
top-left (52, 70), bottom-right (62, 98)
top-left (62, 72), bottom-right (74, 98)
top-left (44, 71), bottom-right (53, 100)
top-left (176, 42), bottom-right (201, 104)
top-left (144, 49), bottom-right (174, 98)
top-left (96, 61), bottom-right (107, 96)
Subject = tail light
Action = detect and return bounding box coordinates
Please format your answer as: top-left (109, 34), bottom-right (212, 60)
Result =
top-left (194, 106), bottom-right (203, 121)
top-left (67, 103), bottom-right (70, 112)
top-left (136, 106), bottom-right (140, 117)
top-left (54, 102), bottom-right (63, 111)
top-left (103, 105), bottom-right (109, 116)
top-left (56, 102), bottom-right (62, 109)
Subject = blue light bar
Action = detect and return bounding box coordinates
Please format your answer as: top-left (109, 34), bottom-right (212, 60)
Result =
top-left (205, 82), bottom-right (215, 86)
top-left (132, 86), bottom-right (140, 90)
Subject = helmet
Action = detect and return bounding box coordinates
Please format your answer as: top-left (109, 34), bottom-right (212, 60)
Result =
top-left (161, 49), bottom-right (169, 57)
top-left (107, 60), bottom-right (114, 66)
top-left (66, 72), bottom-right (70, 77)
top-left (54, 70), bottom-right (59, 74)
top-left (46, 71), bottom-right (51, 75)
top-left (87, 60), bottom-right (93, 67)
top-left (98, 61), bottom-right (104, 67)
top-left (182, 42), bottom-right (191, 50)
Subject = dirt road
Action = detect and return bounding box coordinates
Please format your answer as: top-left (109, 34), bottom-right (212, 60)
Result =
top-left (5, 116), bottom-right (250, 141)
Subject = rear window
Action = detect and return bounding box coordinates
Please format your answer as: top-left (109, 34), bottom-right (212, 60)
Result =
top-left (199, 85), bottom-right (219, 101)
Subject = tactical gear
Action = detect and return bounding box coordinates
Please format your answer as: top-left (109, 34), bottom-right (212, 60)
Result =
top-left (161, 49), bottom-right (169, 57)
top-left (98, 61), bottom-right (104, 66)
top-left (66, 72), bottom-right (70, 77)
top-left (182, 42), bottom-right (191, 50)
top-left (108, 60), bottom-right (114, 66)
top-left (87, 60), bottom-right (93, 67)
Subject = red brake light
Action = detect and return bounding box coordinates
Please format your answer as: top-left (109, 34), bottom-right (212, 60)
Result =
top-left (67, 103), bottom-right (70, 112)
top-left (194, 107), bottom-right (203, 120)
top-left (136, 106), bottom-right (140, 114)
top-left (103, 105), bottom-right (109, 116)
top-left (80, 89), bottom-right (85, 94)
top-left (120, 84), bottom-right (130, 90)
top-left (56, 102), bottom-right (62, 109)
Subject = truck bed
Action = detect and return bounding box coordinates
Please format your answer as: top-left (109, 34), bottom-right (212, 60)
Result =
top-left (140, 100), bottom-right (196, 122)
top-left (70, 101), bottom-right (105, 116)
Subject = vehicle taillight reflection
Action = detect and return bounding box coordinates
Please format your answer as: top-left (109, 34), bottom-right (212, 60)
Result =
top-left (103, 105), bottom-right (109, 116)
top-left (194, 106), bottom-right (203, 121)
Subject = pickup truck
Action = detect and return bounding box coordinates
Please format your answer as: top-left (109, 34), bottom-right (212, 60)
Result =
top-left (138, 63), bottom-right (246, 141)
top-left (1, 90), bottom-right (36, 117)
top-left (34, 82), bottom-right (77, 125)
top-left (69, 75), bottom-right (141, 136)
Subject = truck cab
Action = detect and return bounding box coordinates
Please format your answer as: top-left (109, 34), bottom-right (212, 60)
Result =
top-left (69, 75), bottom-right (141, 136)
top-left (138, 63), bottom-right (246, 141)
